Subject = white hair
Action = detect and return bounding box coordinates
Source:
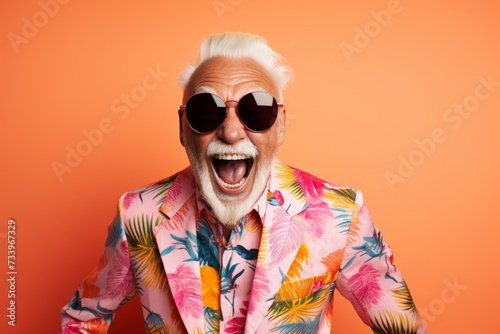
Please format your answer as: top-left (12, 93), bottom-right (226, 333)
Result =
top-left (178, 32), bottom-right (294, 100)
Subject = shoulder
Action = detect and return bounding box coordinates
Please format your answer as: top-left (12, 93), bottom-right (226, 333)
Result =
top-left (117, 166), bottom-right (194, 217)
top-left (271, 161), bottom-right (363, 210)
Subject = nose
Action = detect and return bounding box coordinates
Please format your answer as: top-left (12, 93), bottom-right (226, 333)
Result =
top-left (217, 104), bottom-right (246, 144)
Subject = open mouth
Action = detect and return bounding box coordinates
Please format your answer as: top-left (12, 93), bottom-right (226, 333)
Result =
top-left (212, 154), bottom-right (254, 189)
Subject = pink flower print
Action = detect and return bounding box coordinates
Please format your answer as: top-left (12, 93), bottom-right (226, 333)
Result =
top-left (63, 320), bottom-right (83, 334)
top-left (225, 299), bottom-right (249, 333)
top-left (123, 193), bottom-right (139, 210)
top-left (168, 264), bottom-right (203, 318)
top-left (102, 241), bottom-right (134, 300)
top-left (248, 267), bottom-right (271, 315)
top-left (301, 200), bottom-right (332, 238)
top-left (273, 190), bottom-right (284, 206)
top-left (347, 264), bottom-right (383, 308)
top-left (294, 169), bottom-right (324, 200)
top-left (225, 316), bottom-right (246, 333)
top-left (312, 280), bottom-right (324, 293)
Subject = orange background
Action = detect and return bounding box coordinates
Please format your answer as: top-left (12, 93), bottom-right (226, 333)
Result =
top-left (1, 0), bottom-right (499, 333)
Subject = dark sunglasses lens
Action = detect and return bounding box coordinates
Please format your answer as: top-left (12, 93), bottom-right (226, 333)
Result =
top-left (238, 92), bottom-right (278, 132)
top-left (185, 94), bottom-right (226, 133)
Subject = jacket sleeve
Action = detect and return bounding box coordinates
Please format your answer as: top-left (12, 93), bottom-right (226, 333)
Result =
top-left (335, 190), bottom-right (426, 333)
top-left (61, 196), bottom-right (136, 333)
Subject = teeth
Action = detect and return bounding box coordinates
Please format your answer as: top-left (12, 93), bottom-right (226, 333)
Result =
top-left (214, 154), bottom-right (249, 160)
top-left (219, 177), bottom-right (247, 188)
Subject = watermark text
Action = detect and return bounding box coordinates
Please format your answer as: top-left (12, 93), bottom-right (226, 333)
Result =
top-left (385, 74), bottom-right (499, 191)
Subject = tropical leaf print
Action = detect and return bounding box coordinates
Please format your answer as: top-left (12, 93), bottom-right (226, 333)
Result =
top-left (102, 240), bottom-right (135, 300)
top-left (243, 210), bottom-right (262, 233)
top-left (220, 256), bottom-right (244, 295)
top-left (165, 289), bottom-right (185, 333)
top-left (225, 315), bottom-right (245, 333)
top-left (143, 173), bottom-right (179, 206)
top-left (248, 265), bottom-right (272, 315)
top-left (168, 264), bottom-right (203, 318)
top-left (105, 215), bottom-right (124, 248)
top-left (123, 192), bottom-right (140, 210)
top-left (225, 300), bottom-right (248, 333)
top-left (322, 287), bottom-right (335, 331)
top-left (232, 245), bottom-right (259, 261)
top-left (269, 280), bottom-right (334, 324)
top-left (196, 218), bottom-right (220, 269)
top-left (166, 230), bottom-right (199, 261)
top-left (321, 249), bottom-right (344, 275)
top-left (269, 209), bottom-right (305, 266)
top-left (83, 318), bottom-right (110, 334)
top-left (276, 273), bottom-right (332, 301)
top-left (344, 204), bottom-right (362, 247)
top-left (275, 163), bottom-right (305, 202)
top-left (203, 307), bottom-right (219, 334)
top-left (68, 290), bottom-right (114, 320)
top-left (268, 190), bottom-right (285, 206)
top-left (331, 195), bottom-right (361, 247)
top-left (348, 290), bottom-right (371, 325)
top-left (347, 263), bottom-right (383, 309)
top-left (271, 312), bottom-right (322, 334)
top-left (353, 227), bottom-right (386, 262)
top-left (143, 305), bottom-right (168, 334)
top-left (392, 281), bottom-right (418, 315)
top-left (301, 200), bottom-right (333, 239)
top-left (370, 310), bottom-right (422, 334)
top-left (162, 196), bottom-right (193, 231)
top-left (125, 214), bottom-right (167, 291)
top-left (326, 187), bottom-right (361, 248)
top-left (257, 223), bottom-right (269, 264)
top-left (332, 206), bottom-right (357, 240)
top-left (323, 187), bottom-right (356, 210)
top-left (285, 242), bottom-right (309, 281)
top-left (293, 168), bottom-right (325, 200)
top-left (62, 319), bottom-right (84, 334)
top-left (79, 256), bottom-right (107, 299)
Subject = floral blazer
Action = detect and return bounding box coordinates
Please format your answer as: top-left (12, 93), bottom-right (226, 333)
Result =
top-left (61, 161), bottom-right (425, 333)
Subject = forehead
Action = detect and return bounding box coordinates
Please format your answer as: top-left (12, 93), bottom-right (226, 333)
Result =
top-left (184, 56), bottom-right (277, 101)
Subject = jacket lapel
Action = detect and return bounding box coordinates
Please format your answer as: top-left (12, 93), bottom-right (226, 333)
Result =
top-left (152, 162), bottom-right (310, 334)
top-left (156, 168), bottom-right (205, 334)
top-left (244, 162), bottom-right (308, 334)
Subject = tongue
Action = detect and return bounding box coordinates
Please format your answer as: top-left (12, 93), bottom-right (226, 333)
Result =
top-left (216, 160), bottom-right (247, 185)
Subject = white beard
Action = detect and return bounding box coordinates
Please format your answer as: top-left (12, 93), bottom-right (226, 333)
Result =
top-left (186, 139), bottom-right (275, 228)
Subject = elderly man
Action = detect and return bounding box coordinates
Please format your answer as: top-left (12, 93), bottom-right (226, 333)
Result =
top-left (62, 32), bottom-right (425, 333)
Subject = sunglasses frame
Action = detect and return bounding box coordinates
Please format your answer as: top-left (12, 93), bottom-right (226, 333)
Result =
top-left (179, 91), bottom-right (284, 134)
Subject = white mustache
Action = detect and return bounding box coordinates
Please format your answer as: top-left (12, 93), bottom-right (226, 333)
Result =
top-left (206, 139), bottom-right (258, 158)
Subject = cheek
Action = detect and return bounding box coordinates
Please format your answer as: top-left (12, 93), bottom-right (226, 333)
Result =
top-left (186, 133), bottom-right (213, 159)
top-left (251, 132), bottom-right (279, 159)
top-left (181, 118), bottom-right (191, 147)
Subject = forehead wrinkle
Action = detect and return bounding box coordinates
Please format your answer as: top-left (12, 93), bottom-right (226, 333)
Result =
top-left (185, 57), bottom-right (278, 101)
top-left (194, 68), bottom-right (270, 87)
top-left (195, 85), bottom-right (269, 101)
top-left (191, 75), bottom-right (275, 102)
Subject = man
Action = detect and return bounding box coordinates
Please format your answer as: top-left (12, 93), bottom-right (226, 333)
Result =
top-left (62, 32), bottom-right (426, 333)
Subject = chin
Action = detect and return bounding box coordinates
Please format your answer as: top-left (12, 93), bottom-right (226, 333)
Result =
top-left (187, 141), bottom-right (273, 228)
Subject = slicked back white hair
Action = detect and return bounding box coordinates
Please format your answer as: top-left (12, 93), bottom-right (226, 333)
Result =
top-left (178, 32), bottom-right (294, 101)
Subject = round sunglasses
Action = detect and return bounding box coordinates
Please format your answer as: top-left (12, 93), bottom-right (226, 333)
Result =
top-left (179, 91), bottom-right (283, 134)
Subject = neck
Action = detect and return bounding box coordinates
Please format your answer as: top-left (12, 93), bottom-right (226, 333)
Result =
top-left (222, 225), bottom-right (233, 242)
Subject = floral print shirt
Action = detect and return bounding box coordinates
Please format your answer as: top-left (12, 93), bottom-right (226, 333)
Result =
top-left (61, 161), bottom-right (426, 333)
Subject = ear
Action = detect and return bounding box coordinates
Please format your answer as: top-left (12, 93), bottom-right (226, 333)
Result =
top-left (277, 108), bottom-right (286, 146)
top-left (178, 109), bottom-right (185, 147)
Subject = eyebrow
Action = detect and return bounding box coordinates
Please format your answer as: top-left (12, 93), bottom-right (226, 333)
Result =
top-left (194, 86), bottom-right (269, 97)
top-left (194, 86), bottom-right (217, 95)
